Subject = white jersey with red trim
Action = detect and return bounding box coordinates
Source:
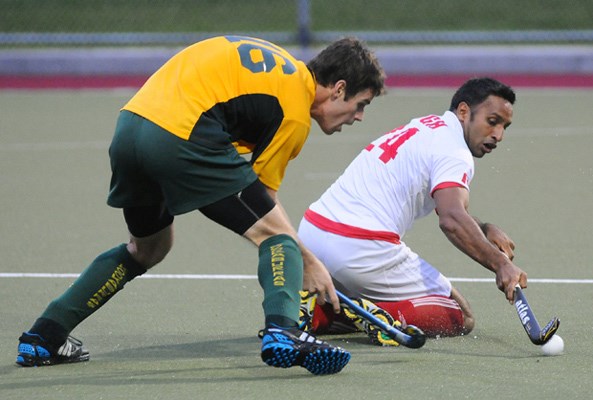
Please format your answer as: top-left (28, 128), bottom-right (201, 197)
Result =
top-left (309, 111), bottom-right (474, 238)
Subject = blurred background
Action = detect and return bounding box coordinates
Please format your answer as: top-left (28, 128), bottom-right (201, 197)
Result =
top-left (1, 0), bottom-right (593, 46)
top-left (1, 0), bottom-right (592, 87)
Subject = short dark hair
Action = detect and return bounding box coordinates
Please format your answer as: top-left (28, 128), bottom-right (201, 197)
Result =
top-left (449, 77), bottom-right (516, 111)
top-left (307, 37), bottom-right (385, 99)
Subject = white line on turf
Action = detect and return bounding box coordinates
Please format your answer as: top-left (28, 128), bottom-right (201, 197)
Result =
top-left (0, 272), bottom-right (591, 284)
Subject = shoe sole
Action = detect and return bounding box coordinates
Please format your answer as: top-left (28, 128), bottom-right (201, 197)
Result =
top-left (261, 343), bottom-right (351, 375)
top-left (16, 343), bottom-right (90, 367)
top-left (16, 353), bottom-right (90, 367)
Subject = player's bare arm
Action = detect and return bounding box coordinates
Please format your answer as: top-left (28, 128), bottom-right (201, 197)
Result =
top-left (264, 188), bottom-right (340, 313)
top-left (433, 186), bottom-right (527, 302)
top-left (473, 217), bottom-right (516, 260)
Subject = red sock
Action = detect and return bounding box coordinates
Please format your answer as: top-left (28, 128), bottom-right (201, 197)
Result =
top-left (311, 303), bottom-right (334, 332)
top-left (311, 303), bottom-right (360, 334)
top-left (376, 295), bottom-right (465, 337)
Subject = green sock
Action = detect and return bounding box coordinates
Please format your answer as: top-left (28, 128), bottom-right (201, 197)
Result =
top-left (258, 234), bottom-right (303, 328)
top-left (37, 243), bottom-right (146, 335)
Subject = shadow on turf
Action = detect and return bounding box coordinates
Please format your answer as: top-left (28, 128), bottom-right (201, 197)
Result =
top-left (0, 364), bottom-right (315, 391)
top-left (93, 333), bottom-right (378, 360)
top-left (0, 336), bottom-right (316, 390)
top-left (96, 335), bottom-right (262, 360)
top-left (94, 332), bottom-right (539, 361)
top-left (1, 333), bottom-right (545, 391)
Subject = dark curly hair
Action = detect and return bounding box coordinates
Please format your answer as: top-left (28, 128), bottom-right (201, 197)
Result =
top-left (449, 77), bottom-right (516, 111)
top-left (307, 37), bottom-right (385, 100)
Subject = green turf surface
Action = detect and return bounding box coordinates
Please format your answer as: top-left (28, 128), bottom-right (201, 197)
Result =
top-left (2, 0), bottom-right (592, 32)
top-left (1, 88), bottom-right (592, 399)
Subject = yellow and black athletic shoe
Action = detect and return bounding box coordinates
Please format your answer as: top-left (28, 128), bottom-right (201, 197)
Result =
top-left (341, 298), bottom-right (402, 347)
top-left (298, 290), bottom-right (316, 332)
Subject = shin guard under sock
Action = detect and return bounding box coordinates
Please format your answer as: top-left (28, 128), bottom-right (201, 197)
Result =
top-left (258, 234), bottom-right (303, 328)
top-left (34, 243), bottom-right (146, 339)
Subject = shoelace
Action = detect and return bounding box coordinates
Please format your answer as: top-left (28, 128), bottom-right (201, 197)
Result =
top-left (56, 337), bottom-right (82, 357)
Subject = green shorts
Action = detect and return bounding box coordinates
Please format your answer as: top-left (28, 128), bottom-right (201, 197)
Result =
top-left (107, 110), bottom-right (258, 215)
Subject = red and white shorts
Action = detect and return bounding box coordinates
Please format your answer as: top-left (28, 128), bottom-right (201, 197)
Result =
top-left (298, 215), bottom-right (452, 302)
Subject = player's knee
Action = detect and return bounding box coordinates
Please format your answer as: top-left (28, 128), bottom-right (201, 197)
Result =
top-left (243, 207), bottom-right (299, 246)
top-left (127, 227), bottom-right (173, 268)
top-left (199, 179), bottom-right (276, 236)
top-left (128, 242), bottom-right (171, 269)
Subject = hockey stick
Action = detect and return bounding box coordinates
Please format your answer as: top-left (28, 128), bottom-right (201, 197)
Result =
top-left (514, 284), bottom-right (560, 345)
top-left (336, 290), bottom-right (426, 349)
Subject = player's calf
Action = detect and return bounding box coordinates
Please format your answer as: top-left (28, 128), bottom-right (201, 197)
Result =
top-left (377, 295), bottom-right (468, 337)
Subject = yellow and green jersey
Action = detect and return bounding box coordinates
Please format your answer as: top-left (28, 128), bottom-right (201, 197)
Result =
top-left (123, 35), bottom-right (316, 191)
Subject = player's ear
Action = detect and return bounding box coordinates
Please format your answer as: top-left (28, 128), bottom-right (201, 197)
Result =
top-left (456, 102), bottom-right (470, 122)
top-left (331, 80), bottom-right (347, 100)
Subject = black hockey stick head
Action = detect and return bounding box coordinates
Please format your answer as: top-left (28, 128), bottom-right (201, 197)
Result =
top-left (398, 324), bottom-right (427, 349)
top-left (514, 285), bottom-right (560, 345)
top-left (536, 316), bottom-right (560, 345)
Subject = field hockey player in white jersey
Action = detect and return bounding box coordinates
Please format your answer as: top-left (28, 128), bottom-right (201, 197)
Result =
top-left (297, 77), bottom-right (528, 346)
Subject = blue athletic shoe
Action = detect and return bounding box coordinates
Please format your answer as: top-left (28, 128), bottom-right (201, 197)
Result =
top-left (260, 326), bottom-right (351, 375)
top-left (16, 332), bottom-right (90, 367)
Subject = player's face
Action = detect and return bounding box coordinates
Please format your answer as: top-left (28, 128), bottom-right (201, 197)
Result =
top-left (461, 95), bottom-right (513, 158)
top-left (316, 87), bottom-right (375, 135)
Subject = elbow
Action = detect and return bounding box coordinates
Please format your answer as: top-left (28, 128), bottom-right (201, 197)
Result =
top-left (438, 214), bottom-right (459, 236)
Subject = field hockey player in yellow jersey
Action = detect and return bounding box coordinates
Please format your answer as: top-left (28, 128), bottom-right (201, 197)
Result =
top-left (16, 35), bottom-right (385, 375)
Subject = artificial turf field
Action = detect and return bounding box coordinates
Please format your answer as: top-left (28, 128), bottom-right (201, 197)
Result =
top-left (1, 87), bottom-right (592, 399)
